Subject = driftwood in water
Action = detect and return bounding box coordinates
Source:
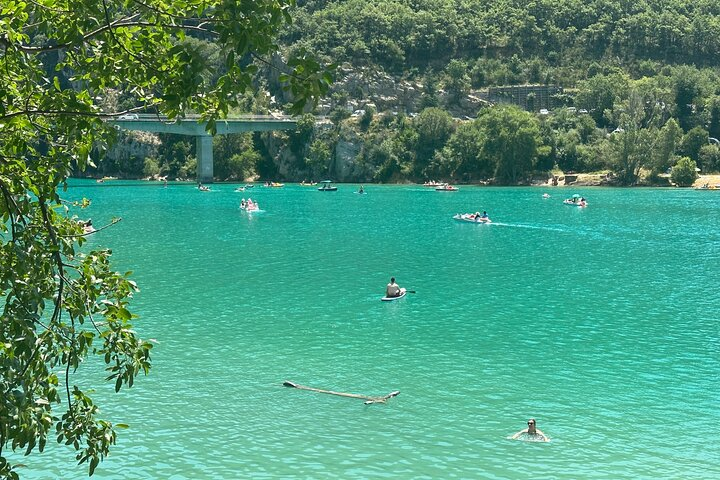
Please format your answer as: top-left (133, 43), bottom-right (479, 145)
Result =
top-left (283, 381), bottom-right (400, 405)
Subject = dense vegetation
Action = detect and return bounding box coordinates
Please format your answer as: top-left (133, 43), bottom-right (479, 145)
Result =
top-left (92, 0), bottom-right (720, 185)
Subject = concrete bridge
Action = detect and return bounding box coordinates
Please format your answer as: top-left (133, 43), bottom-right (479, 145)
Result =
top-left (110, 113), bottom-right (299, 182)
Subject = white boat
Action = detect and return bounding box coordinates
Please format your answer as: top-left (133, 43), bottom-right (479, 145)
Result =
top-left (318, 180), bottom-right (337, 191)
top-left (453, 213), bottom-right (491, 224)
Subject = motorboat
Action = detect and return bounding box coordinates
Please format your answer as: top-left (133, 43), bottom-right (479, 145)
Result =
top-left (436, 183), bottom-right (459, 191)
top-left (453, 213), bottom-right (491, 223)
top-left (318, 180), bottom-right (338, 191)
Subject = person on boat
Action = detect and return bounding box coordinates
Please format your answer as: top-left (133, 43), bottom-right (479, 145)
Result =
top-left (480, 211), bottom-right (489, 220)
top-left (359, 185), bottom-right (364, 194)
top-left (240, 199), bottom-right (246, 209)
top-left (385, 277), bottom-right (402, 298)
top-left (511, 418), bottom-right (549, 442)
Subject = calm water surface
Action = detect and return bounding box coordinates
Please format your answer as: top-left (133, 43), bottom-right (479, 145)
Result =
top-left (18, 181), bottom-right (720, 478)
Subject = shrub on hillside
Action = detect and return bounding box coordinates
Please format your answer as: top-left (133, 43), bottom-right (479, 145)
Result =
top-left (671, 157), bottom-right (699, 186)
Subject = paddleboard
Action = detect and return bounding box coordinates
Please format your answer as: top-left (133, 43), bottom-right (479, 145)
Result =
top-left (381, 288), bottom-right (406, 301)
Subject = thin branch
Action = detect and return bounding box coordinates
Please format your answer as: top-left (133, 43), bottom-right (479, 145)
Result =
top-left (65, 357), bottom-right (72, 412)
top-left (58, 217), bottom-right (122, 238)
top-left (102, 0), bottom-right (152, 71)
top-left (3, 16), bottom-right (214, 54)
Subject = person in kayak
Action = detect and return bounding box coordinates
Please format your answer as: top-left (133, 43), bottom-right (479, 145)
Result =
top-left (385, 277), bottom-right (402, 298)
top-left (511, 418), bottom-right (550, 442)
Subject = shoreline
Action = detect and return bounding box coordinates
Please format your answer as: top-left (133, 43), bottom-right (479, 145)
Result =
top-left (75, 173), bottom-right (720, 188)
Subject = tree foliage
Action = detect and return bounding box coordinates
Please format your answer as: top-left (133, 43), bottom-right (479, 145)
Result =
top-left (0, 0), bottom-right (329, 477)
top-left (476, 106), bottom-right (542, 184)
top-left (671, 157), bottom-right (699, 186)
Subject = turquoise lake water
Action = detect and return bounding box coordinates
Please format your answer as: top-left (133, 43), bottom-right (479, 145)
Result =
top-left (16, 181), bottom-right (720, 478)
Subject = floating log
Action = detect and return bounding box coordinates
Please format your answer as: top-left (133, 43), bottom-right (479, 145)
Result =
top-left (283, 381), bottom-right (400, 405)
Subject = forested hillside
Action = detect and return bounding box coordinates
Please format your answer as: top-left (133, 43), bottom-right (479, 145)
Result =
top-left (97, 0), bottom-right (720, 185)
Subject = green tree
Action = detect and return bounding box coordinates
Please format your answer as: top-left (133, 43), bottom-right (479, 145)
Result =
top-left (476, 106), bottom-right (542, 184)
top-left (306, 140), bottom-right (332, 178)
top-left (412, 108), bottom-right (455, 178)
top-left (143, 157), bottom-right (161, 178)
top-left (228, 150), bottom-right (261, 181)
top-left (575, 73), bottom-right (630, 128)
top-left (698, 144), bottom-right (720, 173)
top-left (0, 0), bottom-right (329, 478)
top-left (444, 60), bottom-right (470, 105)
top-left (649, 119), bottom-right (682, 177)
top-left (607, 87), bottom-right (665, 185)
top-left (671, 157), bottom-right (699, 186)
top-left (436, 122), bottom-right (492, 180)
top-left (680, 126), bottom-right (709, 163)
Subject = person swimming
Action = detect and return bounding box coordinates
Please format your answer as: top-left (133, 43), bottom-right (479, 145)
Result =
top-left (511, 418), bottom-right (550, 442)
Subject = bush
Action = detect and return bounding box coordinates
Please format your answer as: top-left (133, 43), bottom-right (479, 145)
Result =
top-left (671, 157), bottom-right (699, 187)
top-left (143, 157), bottom-right (161, 178)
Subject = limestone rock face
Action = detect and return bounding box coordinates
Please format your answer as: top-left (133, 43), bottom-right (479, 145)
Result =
top-left (108, 131), bottom-right (160, 160)
top-left (333, 138), bottom-right (362, 181)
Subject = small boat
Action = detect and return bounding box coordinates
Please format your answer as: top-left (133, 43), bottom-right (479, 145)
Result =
top-left (381, 288), bottom-right (406, 301)
top-left (80, 220), bottom-right (96, 234)
top-left (244, 184), bottom-right (254, 189)
top-left (543, 193), bottom-right (551, 198)
top-left (423, 181), bottom-right (444, 187)
top-left (453, 213), bottom-right (491, 224)
top-left (436, 183), bottom-right (459, 191)
top-left (564, 194), bottom-right (587, 207)
top-left (318, 180), bottom-right (337, 191)
top-left (240, 201), bottom-right (260, 212)
top-left (234, 187), bottom-right (245, 192)
top-left (198, 185), bottom-right (211, 192)
top-left (264, 181), bottom-right (284, 188)
top-left (300, 181), bottom-right (318, 186)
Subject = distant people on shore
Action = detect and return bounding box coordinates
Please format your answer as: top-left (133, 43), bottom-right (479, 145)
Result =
top-left (511, 418), bottom-right (550, 442)
top-left (385, 277), bottom-right (402, 298)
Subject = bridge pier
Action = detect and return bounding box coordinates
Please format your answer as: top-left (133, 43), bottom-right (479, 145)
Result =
top-left (110, 115), bottom-right (300, 183)
top-left (196, 135), bottom-right (214, 183)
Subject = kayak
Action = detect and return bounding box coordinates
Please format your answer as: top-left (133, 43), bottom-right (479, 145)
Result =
top-left (381, 288), bottom-right (406, 302)
top-left (453, 213), bottom-right (491, 223)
